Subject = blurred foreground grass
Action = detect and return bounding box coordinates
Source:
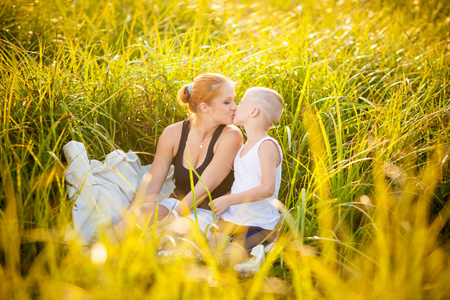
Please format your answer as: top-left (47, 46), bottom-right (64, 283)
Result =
top-left (1, 0), bottom-right (449, 298)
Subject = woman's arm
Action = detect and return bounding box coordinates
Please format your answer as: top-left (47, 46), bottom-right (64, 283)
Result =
top-left (174, 126), bottom-right (243, 216)
top-left (130, 123), bottom-right (180, 207)
top-left (209, 140), bottom-right (281, 216)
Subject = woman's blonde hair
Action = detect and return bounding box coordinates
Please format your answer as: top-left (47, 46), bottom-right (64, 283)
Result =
top-left (177, 73), bottom-right (234, 121)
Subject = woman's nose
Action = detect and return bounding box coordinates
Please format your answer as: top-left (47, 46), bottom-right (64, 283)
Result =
top-left (231, 101), bottom-right (237, 110)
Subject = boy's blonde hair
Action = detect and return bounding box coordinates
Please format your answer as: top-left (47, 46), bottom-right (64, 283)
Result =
top-left (245, 87), bottom-right (284, 129)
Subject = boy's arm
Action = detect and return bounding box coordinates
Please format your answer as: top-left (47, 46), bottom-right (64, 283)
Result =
top-left (210, 140), bottom-right (281, 216)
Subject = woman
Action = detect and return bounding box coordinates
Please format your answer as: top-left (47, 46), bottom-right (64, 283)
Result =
top-left (107, 73), bottom-right (243, 242)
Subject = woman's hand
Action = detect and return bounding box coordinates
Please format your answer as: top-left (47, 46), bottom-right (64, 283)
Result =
top-left (210, 196), bottom-right (231, 216)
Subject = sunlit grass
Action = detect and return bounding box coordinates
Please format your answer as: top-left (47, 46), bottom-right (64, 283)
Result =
top-left (1, 0), bottom-right (449, 298)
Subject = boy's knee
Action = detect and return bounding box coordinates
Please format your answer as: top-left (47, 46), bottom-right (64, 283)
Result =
top-left (208, 231), bottom-right (230, 251)
top-left (164, 217), bottom-right (197, 236)
top-left (222, 242), bottom-right (248, 266)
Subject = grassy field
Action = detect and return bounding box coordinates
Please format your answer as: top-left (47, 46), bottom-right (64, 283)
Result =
top-left (1, 0), bottom-right (449, 298)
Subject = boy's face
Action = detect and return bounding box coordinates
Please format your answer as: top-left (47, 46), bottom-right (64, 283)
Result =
top-left (233, 93), bottom-right (255, 126)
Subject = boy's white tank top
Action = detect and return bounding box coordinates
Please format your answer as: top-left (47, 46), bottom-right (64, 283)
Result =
top-left (220, 136), bottom-right (282, 230)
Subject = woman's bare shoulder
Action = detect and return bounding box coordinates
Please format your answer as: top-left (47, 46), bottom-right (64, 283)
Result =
top-left (158, 121), bottom-right (184, 150)
top-left (163, 121), bottom-right (184, 135)
top-left (219, 124), bottom-right (244, 143)
top-left (222, 124), bottom-right (243, 135)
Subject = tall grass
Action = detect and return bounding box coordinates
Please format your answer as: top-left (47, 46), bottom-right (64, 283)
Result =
top-left (1, 0), bottom-right (449, 298)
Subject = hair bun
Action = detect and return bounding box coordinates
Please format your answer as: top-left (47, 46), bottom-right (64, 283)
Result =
top-left (179, 85), bottom-right (190, 104)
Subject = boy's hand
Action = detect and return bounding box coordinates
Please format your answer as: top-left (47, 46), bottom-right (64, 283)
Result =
top-left (209, 196), bottom-right (231, 216)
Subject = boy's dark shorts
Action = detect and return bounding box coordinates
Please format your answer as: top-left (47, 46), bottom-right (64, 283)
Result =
top-left (214, 219), bottom-right (278, 251)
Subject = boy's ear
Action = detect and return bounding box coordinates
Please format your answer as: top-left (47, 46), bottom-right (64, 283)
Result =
top-left (199, 102), bottom-right (209, 113)
top-left (251, 107), bottom-right (259, 117)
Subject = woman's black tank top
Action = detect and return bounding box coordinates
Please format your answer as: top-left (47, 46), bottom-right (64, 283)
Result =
top-left (172, 120), bottom-right (234, 209)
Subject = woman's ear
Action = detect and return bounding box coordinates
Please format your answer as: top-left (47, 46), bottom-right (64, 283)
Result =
top-left (199, 102), bottom-right (209, 113)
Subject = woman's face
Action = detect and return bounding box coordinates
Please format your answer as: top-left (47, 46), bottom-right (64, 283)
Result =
top-left (208, 83), bottom-right (237, 125)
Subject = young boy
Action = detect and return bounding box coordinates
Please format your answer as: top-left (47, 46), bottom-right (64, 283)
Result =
top-left (208, 87), bottom-right (283, 265)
